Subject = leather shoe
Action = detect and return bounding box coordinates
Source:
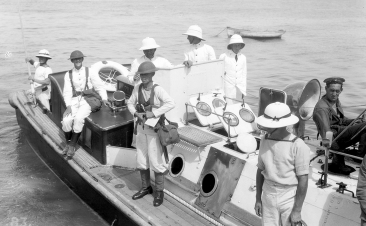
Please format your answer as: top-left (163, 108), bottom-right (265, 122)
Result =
top-left (66, 146), bottom-right (77, 159)
top-left (132, 186), bottom-right (153, 200)
top-left (153, 191), bottom-right (164, 207)
top-left (62, 145), bottom-right (69, 156)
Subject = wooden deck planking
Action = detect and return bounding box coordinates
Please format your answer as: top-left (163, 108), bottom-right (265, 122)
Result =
top-left (96, 167), bottom-right (211, 226)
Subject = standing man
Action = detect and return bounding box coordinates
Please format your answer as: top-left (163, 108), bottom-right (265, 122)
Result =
top-left (313, 77), bottom-right (366, 175)
top-left (127, 61), bottom-right (175, 207)
top-left (357, 156), bottom-right (366, 225)
top-left (182, 25), bottom-right (216, 68)
top-left (128, 37), bottom-right (173, 84)
top-left (255, 102), bottom-right (310, 226)
top-left (219, 34), bottom-right (247, 103)
top-left (61, 50), bottom-right (109, 159)
top-left (25, 49), bottom-right (53, 110)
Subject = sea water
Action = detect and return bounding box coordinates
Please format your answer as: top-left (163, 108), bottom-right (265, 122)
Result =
top-left (1, 0), bottom-right (366, 225)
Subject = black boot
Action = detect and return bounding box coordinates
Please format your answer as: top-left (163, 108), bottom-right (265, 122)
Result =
top-left (153, 172), bottom-right (164, 207)
top-left (132, 169), bottom-right (152, 200)
top-left (67, 132), bottom-right (81, 159)
top-left (322, 154), bottom-right (355, 175)
top-left (64, 131), bottom-right (72, 142)
top-left (153, 191), bottom-right (164, 207)
top-left (62, 131), bottom-right (73, 155)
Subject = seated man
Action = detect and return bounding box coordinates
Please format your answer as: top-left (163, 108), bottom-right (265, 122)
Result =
top-left (313, 77), bottom-right (366, 175)
top-left (25, 49), bottom-right (53, 110)
top-left (182, 25), bottom-right (216, 68)
top-left (61, 50), bottom-right (109, 159)
top-left (128, 37), bottom-right (173, 84)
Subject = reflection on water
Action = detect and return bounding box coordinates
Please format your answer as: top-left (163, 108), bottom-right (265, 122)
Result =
top-left (0, 130), bottom-right (108, 226)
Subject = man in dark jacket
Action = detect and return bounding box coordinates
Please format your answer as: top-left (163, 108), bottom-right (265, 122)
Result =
top-left (313, 77), bottom-right (366, 175)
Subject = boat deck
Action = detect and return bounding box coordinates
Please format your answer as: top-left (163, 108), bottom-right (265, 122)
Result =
top-left (12, 90), bottom-right (217, 226)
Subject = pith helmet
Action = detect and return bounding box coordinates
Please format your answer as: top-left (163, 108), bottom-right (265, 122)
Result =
top-left (139, 37), bottom-right (160, 50)
top-left (69, 50), bottom-right (86, 60)
top-left (227, 34), bottom-right (245, 50)
top-left (137, 61), bottom-right (158, 74)
top-left (183, 25), bottom-right (205, 41)
top-left (36, 49), bottom-right (52, 59)
top-left (256, 102), bottom-right (299, 128)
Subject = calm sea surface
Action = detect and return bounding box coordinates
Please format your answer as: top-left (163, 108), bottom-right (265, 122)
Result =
top-left (1, 0), bottom-right (366, 225)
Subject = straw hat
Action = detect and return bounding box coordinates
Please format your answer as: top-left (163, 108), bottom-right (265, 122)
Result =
top-left (256, 102), bottom-right (299, 128)
top-left (69, 50), bottom-right (86, 60)
top-left (36, 49), bottom-right (52, 59)
top-left (139, 37), bottom-right (160, 50)
top-left (183, 25), bottom-right (205, 41)
top-left (227, 34), bottom-right (245, 50)
top-left (137, 61), bottom-right (158, 74)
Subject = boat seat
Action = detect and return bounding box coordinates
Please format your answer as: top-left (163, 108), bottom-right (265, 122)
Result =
top-left (189, 93), bottom-right (226, 127)
top-left (214, 103), bottom-right (258, 138)
top-left (177, 126), bottom-right (223, 147)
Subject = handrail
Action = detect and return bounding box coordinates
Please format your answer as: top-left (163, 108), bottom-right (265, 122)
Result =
top-left (306, 142), bottom-right (363, 161)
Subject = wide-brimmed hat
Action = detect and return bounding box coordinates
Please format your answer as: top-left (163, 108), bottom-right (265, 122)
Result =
top-left (137, 61), bottom-right (158, 74)
top-left (183, 25), bottom-right (205, 41)
top-left (227, 34), bottom-right (245, 50)
top-left (139, 37), bottom-right (160, 50)
top-left (36, 49), bottom-right (52, 59)
top-left (69, 50), bottom-right (86, 60)
top-left (256, 102), bottom-right (299, 128)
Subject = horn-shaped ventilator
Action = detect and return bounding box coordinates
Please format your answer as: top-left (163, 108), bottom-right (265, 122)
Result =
top-left (283, 79), bottom-right (321, 136)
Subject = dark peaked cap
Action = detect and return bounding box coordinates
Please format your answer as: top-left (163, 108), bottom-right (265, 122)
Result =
top-left (323, 77), bottom-right (345, 85)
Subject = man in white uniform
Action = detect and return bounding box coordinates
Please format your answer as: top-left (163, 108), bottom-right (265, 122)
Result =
top-left (219, 34), bottom-right (247, 104)
top-left (128, 37), bottom-right (173, 84)
top-left (61, 50), bottom-right (109, 159)
top-left (25, 49), bottom-right (53, 110)
top-left (182, 25), bottom-right (216, 68)
top-left (127, 61), bottom-right (175, 207)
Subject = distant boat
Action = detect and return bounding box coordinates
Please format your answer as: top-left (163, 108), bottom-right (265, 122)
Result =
top-left (227, 26), bottom-right (286, 39)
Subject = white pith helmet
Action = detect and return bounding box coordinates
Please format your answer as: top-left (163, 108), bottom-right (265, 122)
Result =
top-left (256, 102), bottom-right (299, 128)
top-left (139, 37), bottom-right (160, 50)
top-left (36, 49), bottom-right (52, 59)
top-left (183, 25), bottom-right (205, 41)
top-left (227, 34), bottom-right (245, 50)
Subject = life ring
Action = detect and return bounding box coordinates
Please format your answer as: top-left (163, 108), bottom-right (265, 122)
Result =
top-left (91, 61), bottom-right (130, 92)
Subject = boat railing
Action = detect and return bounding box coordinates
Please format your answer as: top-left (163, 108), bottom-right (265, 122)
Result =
top-left (310, 134), bottom-right (363, 189)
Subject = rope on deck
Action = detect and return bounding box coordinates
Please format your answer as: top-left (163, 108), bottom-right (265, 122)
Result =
top-left (164, 189), bottom-right (224, 226)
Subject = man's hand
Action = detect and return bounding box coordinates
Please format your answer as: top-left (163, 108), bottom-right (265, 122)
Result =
top-left (289, 210), bottom-right (302, 226)
top-left (322, 138), bottom-right (331, 148)
top-left (145, 111), bottom-right (155, 119)
top-left (254, 199), bottom-right (262, 217)
top-left (135, 112), bottom-right (145, 121)
top-left (63, 106), bottom-right (72, 118)
top-left (28, 75), bottom-right (35, 82)
top-left (183, 60), bottom-right (193, 68)
top-left (102, 99), bottom-right (110, 107)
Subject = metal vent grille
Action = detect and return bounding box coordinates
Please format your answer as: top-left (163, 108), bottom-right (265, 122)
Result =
top-left (178, 126), bottom-right (223, 147)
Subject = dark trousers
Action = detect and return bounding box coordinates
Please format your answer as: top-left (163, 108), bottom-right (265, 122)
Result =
top-left (332, 122), bottom-right (366, 156)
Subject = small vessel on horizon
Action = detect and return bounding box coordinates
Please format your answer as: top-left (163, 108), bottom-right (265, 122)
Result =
top-left (227, 26), bottom-right (286, 39)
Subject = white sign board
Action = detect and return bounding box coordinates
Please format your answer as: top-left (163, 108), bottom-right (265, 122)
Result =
top-left (154, 60), bottom-right (224, 123)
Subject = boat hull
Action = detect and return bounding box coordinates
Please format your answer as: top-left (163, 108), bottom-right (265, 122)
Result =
top-left (15, 108), bottom-right (138, 226)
